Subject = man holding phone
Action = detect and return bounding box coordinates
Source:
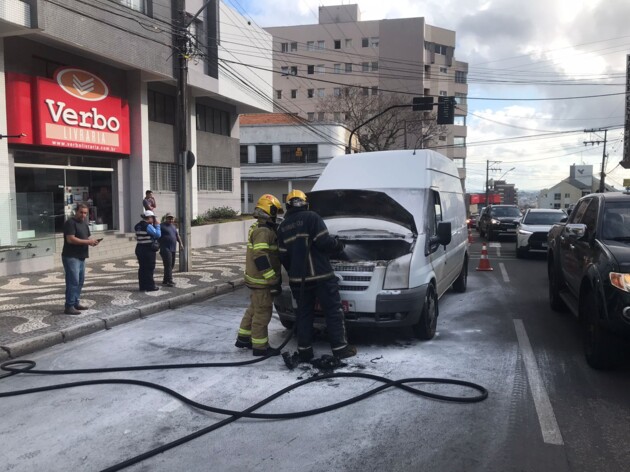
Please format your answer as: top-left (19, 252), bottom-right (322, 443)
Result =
top-left (62, 203), bottom-right (100, 315)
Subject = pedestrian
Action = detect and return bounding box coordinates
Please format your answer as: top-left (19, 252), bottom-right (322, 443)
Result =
top-left (135, 210), bottom-right (161, 292)
top-left (235, 194), bottom-right (284, 356)
top-left (277, 189), bottom-right (356, 361)
top-left (61, 203), bottom-right (100, 315)
top-left (159, 212), bottom-right (183, 287)
top-left (142, 190), bottom-right (156, 212)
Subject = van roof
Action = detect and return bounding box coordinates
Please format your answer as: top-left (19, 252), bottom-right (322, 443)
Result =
top-left (312, 150), bottom-right (461, 191)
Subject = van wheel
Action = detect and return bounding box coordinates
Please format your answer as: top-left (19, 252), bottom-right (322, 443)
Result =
top-left (452, 258), bottom-right (467, 293)
top-left (279, 319), bottom-right (294, 330)
top-left (413, 285), bottom-right (438, 340)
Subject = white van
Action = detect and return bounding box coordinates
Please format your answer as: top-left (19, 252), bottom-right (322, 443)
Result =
top-left (274, 149), bottom-right (469, 340)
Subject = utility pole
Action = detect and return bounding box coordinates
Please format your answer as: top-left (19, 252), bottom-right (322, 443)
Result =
top-left (485, 160), bottom-right (502, 208)
top-left (584, 128), bottom-right (608, 193)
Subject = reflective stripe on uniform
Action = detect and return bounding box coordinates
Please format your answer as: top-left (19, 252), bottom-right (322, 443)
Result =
top-left (262, 269), bottom-right (276, 279)
top-left (253, 242), bottom-right (270, 250)
top-left (245, 274), bottom-right (268, 285)
top-left (313, 229), bottom-right (329, 241)
top-left (238, 328), bottom-right (252, 336)
top-left (252, 336), bottom-right (268, 346)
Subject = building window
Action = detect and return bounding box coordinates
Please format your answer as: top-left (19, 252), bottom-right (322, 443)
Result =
top-left (148, 90), bottom-right (175, 125)
top-left (280, 144), bottom-right (318, 163)
top-left (196, 103), bottom-right (231, 136)
top-left (197, 165), bottom-right (233, 192)
top-left (240, 145), bottom-right (248, 164)
top-left (281, 42), bottom-right (288, 52)
top-left (307, 41), bottom-right (315, 51)
top-left (371, 61), bottom-right (378, 71)
top-left (317, 40), bottom-right (325, 49)
top-left (241, 193), bottom-right (253, 203)
top-left (116, 0), bottom-right (147, 14)
top-left (334, 40), bottom-right (341, 49)
top-left (439, 90), bottom-right (448, 96)
top-left (370, 37), bottom-right (379, 48)
top-left (276, 90), bottom-right (282, 99)
top-left (455, 71), bottom-right (467, 84)
top-left (307, 65), bottom-right (314, 74)
top-left (290, 66), bottom-right (297, 76)
top-left (281, 66), bottom-right (289, 75)
top-left (454, 137), bottom-right (466, 147)
top-left (307, 112), bottom-right (314, 121)
top-left (290, 42), bottom-right (298, 52)
top-left (345, 63), bottom-right (352, 73)
top-left (150, 162), bottom-right (178, 192)
top-left (454, 116), bottom-right (465, 126)
top-left (307, 89), bottom-right (314, 98)
top-left (316, 64), bottom-right (325, 74)
top-left (362, 87), bottom-right (369, 96)
top-left (362, 37), bottom-right (369, 47)
top-left (440, 67), bottom-right (447, 73)
top-left (554, 193), bottom-right (561, 200)
top-left (317, 112), bottom-right (325, 121)
top-left (439, 135), bottom-right (446, 141)
top-left (455, 92), bottom-right (467, 106)
top-left (334, 112), bottom-right (341, 121)
top-left (255, 145), bottom-right (272, 164)
top-left (371, 86), bottom-right (378, 96)
top-left (291, 89), bottom-right (297, 99)
top-left (362, 62), bottom-right (369, 72)
top-left (334, 63), bottom-right (341, 74)
top-left (345, 39), bottom-right (352, 48)
top-left (564, 193), bottom-right (571, 198)
top-left (333, 88), bottom-right (341, 97)
top-left (317, 88), bottom-right (325, 97)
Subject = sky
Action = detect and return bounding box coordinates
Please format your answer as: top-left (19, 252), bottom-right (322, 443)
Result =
top-left (226, 0), bottom-right (630, 193)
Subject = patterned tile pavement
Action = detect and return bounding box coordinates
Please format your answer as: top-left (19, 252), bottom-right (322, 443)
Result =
top-left (0, 243), bottom-right (246, 357)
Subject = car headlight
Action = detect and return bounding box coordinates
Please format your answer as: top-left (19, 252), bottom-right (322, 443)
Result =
top-left (491, 218), bottom-right (500, 225)
top-left (518, 228), bottom-right (533, 235)
top-left (609, 272), bottom-right (630, 292)
top-left (383, 253), bottom-right (411, 289)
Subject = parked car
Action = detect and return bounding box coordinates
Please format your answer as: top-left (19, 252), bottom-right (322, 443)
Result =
top-left (477, 204), bottom-right (522, 241)
top-left (274, 149), bottom-right (469, 340)
top-left (515, 208), bottom-right (566, 258)
top-left (547, 192), bottom-right (630, 369)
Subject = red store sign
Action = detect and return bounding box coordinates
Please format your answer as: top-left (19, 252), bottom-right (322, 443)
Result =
top-left (6, 68), bottom-right (130, 155)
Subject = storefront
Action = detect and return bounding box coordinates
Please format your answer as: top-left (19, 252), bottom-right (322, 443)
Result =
top-left (5, 67), bottom-right (130, 238)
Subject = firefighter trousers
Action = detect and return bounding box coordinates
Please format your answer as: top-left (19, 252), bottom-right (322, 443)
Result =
top-left (238, 288), bottom-right (273, 349)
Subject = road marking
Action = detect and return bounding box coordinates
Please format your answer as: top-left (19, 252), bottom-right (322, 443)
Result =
top-left (513, 319), bottom-right (564, 446)
top-left (499, 263), bottom-right (510, 282)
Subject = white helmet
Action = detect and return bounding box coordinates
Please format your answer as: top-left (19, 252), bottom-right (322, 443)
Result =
top-left (142, 210), bottom-right (155, 218)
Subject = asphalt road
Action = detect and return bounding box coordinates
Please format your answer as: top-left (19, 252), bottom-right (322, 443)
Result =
top-left (1, 236), bottom-right (629, 472)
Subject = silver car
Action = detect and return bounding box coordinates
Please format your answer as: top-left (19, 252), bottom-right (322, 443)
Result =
top-left (516, 208), bottom-right (567, 258)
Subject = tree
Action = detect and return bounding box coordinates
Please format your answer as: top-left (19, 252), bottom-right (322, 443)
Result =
top-left (317, 88), bottom-right (447, 152)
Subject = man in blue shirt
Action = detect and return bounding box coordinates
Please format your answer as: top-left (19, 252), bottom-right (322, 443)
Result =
top-left (159, 212), bottom-right (183, 287)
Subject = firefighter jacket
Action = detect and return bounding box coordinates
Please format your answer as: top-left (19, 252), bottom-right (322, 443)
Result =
top-left (277, 206), bottom-right (342, 287)
top-left (244, 219), bottom-right (281, 289)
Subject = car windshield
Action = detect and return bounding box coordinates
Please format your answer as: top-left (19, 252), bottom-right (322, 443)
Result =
top-left (491, 207), bottom-right (521, 217)
top-left (602, 203), bottom-right (630, 240)
top-left (523, 212), bottom-right (565, 225)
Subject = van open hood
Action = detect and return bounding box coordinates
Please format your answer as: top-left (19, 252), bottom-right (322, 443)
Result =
top-left (308, 189), bottom-right (417, 235)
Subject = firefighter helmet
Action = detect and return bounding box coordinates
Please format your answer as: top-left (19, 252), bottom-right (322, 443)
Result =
top-left (255, 194), bottom-right (284, 217)
top-left (286, 189), bottom-right (308, 208)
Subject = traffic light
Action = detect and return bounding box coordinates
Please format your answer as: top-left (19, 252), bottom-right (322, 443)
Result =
top-left (412, 96), bottom-right (434, 111)
top-left (437, 96), bottom-right (456, 125)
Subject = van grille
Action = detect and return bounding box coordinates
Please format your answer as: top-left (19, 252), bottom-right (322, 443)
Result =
top-left (332, 262), bottom-right (375, 293)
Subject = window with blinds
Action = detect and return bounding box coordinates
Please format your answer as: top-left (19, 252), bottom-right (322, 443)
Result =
top-left (150, 162), bottom-right (178, 192)
top-left (198, 165), bottom-right (233, 191)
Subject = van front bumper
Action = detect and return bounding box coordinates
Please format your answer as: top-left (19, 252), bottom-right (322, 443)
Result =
top-left (274, 284), bottom-right (429, 328)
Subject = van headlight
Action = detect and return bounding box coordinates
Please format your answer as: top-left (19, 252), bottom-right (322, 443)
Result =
top-left (383, 253), bottom-right (411, 289)
top-left (610, 272), bottom-right (630, 292)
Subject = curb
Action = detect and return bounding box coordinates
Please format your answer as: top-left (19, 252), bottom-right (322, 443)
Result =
top-left (0, 281), bottom-right (245, 360)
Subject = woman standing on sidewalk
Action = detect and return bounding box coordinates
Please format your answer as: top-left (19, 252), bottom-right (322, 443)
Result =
top-left (135, 210), bottom-right (161, 292)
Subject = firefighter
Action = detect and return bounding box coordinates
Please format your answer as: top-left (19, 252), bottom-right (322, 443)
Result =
top-left (277, 189), bottom-right (357, 361)
top-left (235, 194), bottom-right (284, 356)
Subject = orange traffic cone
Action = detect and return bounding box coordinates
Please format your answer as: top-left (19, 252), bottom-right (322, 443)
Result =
top-left (468, 228), bottom-right (474, 244)
top-left (476, 243), bottom-right (494, 271)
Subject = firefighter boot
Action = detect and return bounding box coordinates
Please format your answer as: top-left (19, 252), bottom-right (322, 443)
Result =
top-left (253, 346), bottom-right (281, 357)
top-left (333, 344), bottom-right (357, 359)
top-left (298, 345), bottom-right (314, 362)
top-left (235, 336), bottom-right (252, 349)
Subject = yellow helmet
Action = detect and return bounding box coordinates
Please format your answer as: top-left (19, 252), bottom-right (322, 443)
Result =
top-left (255, 194), bottom-right (284, 217)
top-left (286, 189), bottom-right (308, 208)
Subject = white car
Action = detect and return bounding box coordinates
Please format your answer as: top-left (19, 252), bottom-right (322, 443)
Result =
top-left (516, 209), bottom-right (567, 258)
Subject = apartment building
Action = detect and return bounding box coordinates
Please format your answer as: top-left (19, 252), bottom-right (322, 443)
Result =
top-left (0, 0), bottom-right (272, 275)
top-left (264, 4), bottom-right (468, 175)
top-left (537, 165), bottom-right (615, 209)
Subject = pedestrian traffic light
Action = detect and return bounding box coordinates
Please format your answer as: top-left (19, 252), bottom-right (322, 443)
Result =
top-left (412, 96), bottom-right (434, 111)
top-left (437, 96), bottom-right (456, 125)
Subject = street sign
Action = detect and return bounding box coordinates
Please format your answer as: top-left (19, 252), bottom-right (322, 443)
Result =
top-left (412, 96), bottom-right (434, 111)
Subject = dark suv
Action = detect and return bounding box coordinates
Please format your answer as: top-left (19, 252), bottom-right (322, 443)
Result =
top-left (478, 204), bottom-right (522, 241)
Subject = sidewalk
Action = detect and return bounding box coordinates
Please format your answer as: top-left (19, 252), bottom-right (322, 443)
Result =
top-left (0, 243), bottom-right (246, 361)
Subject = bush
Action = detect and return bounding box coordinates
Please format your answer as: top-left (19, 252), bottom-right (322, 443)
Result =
top-left (206, 206), bottom-right (238, 219)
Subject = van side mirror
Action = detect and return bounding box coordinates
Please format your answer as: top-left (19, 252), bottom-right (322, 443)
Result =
top-left (426, 221), bottom-right (452, 255)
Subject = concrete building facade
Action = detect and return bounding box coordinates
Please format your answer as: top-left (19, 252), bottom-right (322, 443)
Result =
top-left (0, 0), bottom-right (272, 275)
top-left (537, 165), bottom-right (615, 209)
top-left (263, 4), bottom-right (468, 176)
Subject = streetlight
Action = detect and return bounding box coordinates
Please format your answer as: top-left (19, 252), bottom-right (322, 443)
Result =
top-left (497, 167), bottom-right (516, 182)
